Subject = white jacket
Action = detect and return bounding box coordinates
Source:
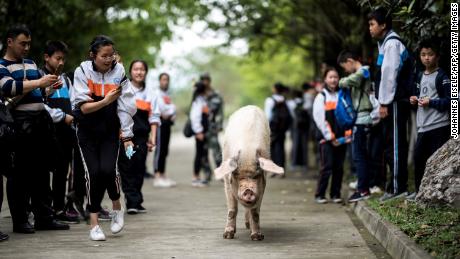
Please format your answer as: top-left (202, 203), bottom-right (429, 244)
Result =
top-left (71, 61), bottom-right (136, 138)
top-left (377, 30), bottom-right (408, 105)
top-left (157, 88), bottom-right (176, 121)
top-left (133, 85), bottom-right (161, 125)
top-left (190, 95), bottom-right (208, 134)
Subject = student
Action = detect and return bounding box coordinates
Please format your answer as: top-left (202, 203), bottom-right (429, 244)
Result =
top-left (287, 89), bottom-right (309, 171)
top-left (201, 73), bottom-right (224, 182)
top-left (368, 8), bottom-right (411, 201)
top-left (0, 25), bottom-right (69, 233)
top-left (153, 72), bottom-right (177, 188)
top-left (40, 40), bottom-right (80, 223)
top-left (407, 40), bottom-right (450, 200)
top-left (264, 82), bottom-right (292, 175)
top-left (336, 50), bottom-right (377, 202)
top-left (71, 35), bottom-right (136, 241)
top-left (119, 60), bottom-right (160, 214)
top-left (312, 67), bottom-right (350, 204)
top-left (190, 81), bottom-right (211, 187)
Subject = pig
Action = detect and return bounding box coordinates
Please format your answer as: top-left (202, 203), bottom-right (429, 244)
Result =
top-left (214, 105), bottom-right (284, 241)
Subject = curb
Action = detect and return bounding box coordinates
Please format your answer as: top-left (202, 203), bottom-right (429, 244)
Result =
top-left (352, 201), bottom-right (432, 259)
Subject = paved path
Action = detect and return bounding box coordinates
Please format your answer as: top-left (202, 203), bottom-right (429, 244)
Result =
top-left (0, 134), bottom-right (387, 258)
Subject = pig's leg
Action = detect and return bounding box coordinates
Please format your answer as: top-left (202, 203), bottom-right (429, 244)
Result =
top-left (249, 206), bottom-right (264, 241)
top-left (223, 182), bottom-right (237, 239)
top-left (245, 209), bottom-right (250, 229)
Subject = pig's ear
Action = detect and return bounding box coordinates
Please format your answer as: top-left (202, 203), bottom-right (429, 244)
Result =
top-left (214, 158), bottom-right (238, 180)
top-left (258, 157), bottom-right (284, 175)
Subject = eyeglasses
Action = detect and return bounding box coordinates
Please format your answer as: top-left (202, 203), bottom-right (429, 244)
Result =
top-left (99, 54), bottom-right (116, 61)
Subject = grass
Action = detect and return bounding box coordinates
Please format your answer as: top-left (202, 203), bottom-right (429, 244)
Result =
top-left (367, 197), bottom-right (460, 259)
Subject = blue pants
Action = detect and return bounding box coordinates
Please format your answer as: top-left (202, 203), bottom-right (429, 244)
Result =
top-left (352, 124), bottom-right (385, 193)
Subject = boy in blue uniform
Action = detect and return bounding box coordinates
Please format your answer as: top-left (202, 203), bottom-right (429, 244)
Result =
top-left (41, 40), bottom-right (79, 223)
top-left (408, 40), bottom-right (451, 200)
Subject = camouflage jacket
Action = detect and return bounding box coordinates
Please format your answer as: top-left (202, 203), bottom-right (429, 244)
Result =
top-left (206, 90), bottom-right (224, 134)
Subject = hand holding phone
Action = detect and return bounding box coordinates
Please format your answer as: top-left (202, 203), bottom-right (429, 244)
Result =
top-left (52, 64), bottom-right (64, 89)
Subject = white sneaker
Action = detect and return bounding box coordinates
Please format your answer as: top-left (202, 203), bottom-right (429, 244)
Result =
top-left (348, 181), bottom-right (357, 190)
top-left (89, 225), bottom-right (106, 241)
top-left (110, 209), bottom-right (124, 234)
top-left (153, 178), bottom-right (171, 188)
top-left (165, 178), bottom-right (177, 187)
top-left (370, 186), bottom-right (383, 194)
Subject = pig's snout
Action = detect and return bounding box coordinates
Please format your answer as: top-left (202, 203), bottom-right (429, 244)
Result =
top-left (241, 189), bottom-right (256, 204)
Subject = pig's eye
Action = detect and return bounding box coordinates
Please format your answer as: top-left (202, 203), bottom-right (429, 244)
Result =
top-left (251, 174), bottom-right (261, 179)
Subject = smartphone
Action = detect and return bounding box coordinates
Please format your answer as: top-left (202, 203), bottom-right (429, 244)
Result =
top-left (52, 64), bottom-right (64, 89)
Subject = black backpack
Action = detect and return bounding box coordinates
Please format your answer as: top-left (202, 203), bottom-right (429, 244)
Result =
top-left (270, 97), bottom-right (292, 133)
top-left (294, 101), bottom-right (309, 130)
top-left (0, 98), bottom-right (15, 147)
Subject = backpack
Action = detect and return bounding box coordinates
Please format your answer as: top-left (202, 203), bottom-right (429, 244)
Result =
top-left (294, 101), bottom-right (310, 130)
top-left (0, 99), bottom-right (15, 146)
top-left (334, 88), bottom-right (362, 131)
top-left (376, 36), bottom-right (416, 101)
top-left (270, 97), bottom-right (292, 133)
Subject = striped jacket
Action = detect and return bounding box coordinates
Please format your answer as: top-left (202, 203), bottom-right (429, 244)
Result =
top-left (132, 86), bottom-right (161, 137)
top-left (71, 60), bottom-right (136, 138)
top-left (0, 58), bottom-right (44, 111)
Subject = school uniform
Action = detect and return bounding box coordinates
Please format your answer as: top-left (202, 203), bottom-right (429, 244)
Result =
top-left (312, 87), bottom-right (348, 199)
top-left (413, 68), bottom-right (450, 192)
top-left (119, 85), bottom-right (160, 210)
top-left (71, 60), bottom-right (136, 213)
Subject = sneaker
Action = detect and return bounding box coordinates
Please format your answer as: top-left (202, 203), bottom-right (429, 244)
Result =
top-left (315, 197), bottom-right (328, 204)
top-left (379, 191), bottom-right (408, 202)
top-left (201, 179), bottom-right (210, 186)
top-left (192, 179), bottom-right (206, 187)
top-left (127, 208), bottom-right (138, 215)
top-left (110, 210), bottom-right (124, 234)
top-left (348, 192), bottom-right (370, 203)
top-left (0, 231), bottom-right (9, 242)
top-left (164, 178), bottom-right (177, 187)
top-left (153, 178), bottom-right (172, 188)
top-left (370, 186), bottom-right (383, 194)
top-left (348, 181), bottom-right (357, 190)
top-left (331, 197), bottom-right (343, 203)
top-left (55, 211), bottom-right (80, 224)
top-left (98, 208), bottom-right (111, 222)
top-left (136, 205), bottom-right (147, 213)
top-left (89, 225), bottom-right (106, 241)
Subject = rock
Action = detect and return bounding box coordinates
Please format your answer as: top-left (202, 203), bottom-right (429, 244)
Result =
top-left (416, 138), bottom-right (460, 208)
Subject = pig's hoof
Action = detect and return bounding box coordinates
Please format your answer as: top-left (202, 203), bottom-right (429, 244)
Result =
top-left (223, 230), bottom-right (235, 239)
top-left (251, 232), bottom-right (264, 241)
top-left (245, 222), bottom-right (250, 229)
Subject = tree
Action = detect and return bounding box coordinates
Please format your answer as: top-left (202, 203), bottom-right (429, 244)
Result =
top-left (0, 0), bottom-right (210, 72)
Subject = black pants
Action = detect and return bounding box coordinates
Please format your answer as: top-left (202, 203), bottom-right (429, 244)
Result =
top-left (194, 138), bottom-right (211, 179)
top-left (382, 101), bottom-right (410, 194)
top-left (156, 120), bottom-right (172, 173)
top-left (51, 123), bottom-right (75, 212)
top-left (316, 142), bottom-right (346, 199)
top-left (414, 126), bottom-right (450, 192)
top-left (7, 110), bottom-right (55, 225)
top-left (76, 128), bottom-right (121, 213)
top-left (66, 145), bottom-right (86, 213)
top-left (270, 131), bottom-right (286, 168)
top-left (119, 134), bottom-right (148, 209)
top-left (368, 122), bottom-right (385, 188)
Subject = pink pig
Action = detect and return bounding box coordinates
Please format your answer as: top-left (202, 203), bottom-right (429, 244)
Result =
top-left (215, 105), bottom-right (284, 241)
